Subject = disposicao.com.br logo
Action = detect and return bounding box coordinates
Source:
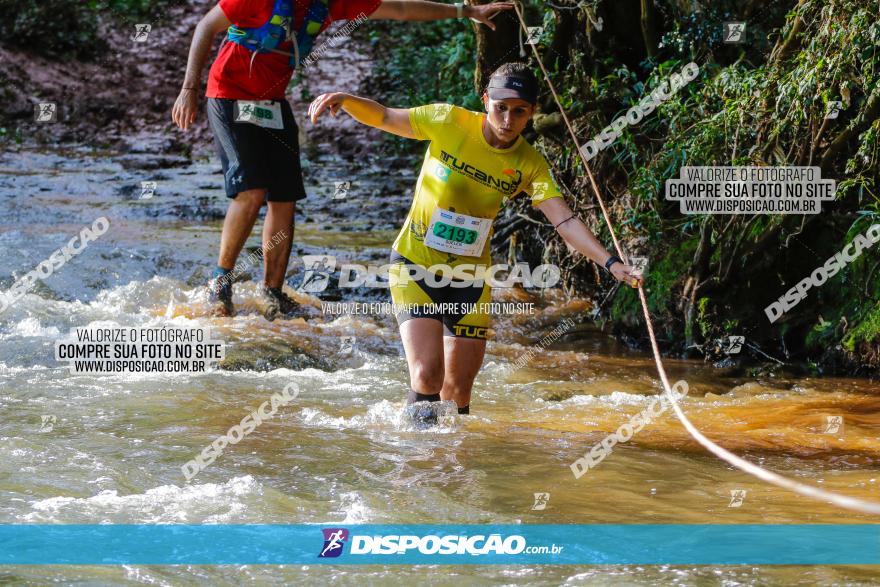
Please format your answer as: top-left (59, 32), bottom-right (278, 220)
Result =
top-left (317, 528), bottom-right (563, 558)
top-left (319, 528), bottom-right (349, 558)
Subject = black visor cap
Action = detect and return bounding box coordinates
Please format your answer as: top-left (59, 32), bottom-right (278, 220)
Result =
top-left (486, 74), bottom-right (538, 104)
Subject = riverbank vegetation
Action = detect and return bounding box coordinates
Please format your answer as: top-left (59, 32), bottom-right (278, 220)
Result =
top-left (0, 0), bottom-right (176, 58)
top-left (371, 0), bottom-right (880, 375)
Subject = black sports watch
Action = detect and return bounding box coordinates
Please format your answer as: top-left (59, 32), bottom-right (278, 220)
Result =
top-left (604, 255), bottom-right (623, 272)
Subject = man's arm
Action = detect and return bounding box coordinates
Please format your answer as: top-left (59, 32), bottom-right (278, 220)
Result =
top-left (308, 93), bottom-right (417, 139)
top-left (369, 1), bottom-right (514, 30)
top-left (172, 5), bottom-right (232, 130)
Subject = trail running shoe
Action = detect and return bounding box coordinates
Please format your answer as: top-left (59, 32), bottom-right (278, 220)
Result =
top-left (405, 402), bottom-right (440, 430)
top-left (262, 285), bottom-right (300, 321)
top-left (206, 276), bottom-right (234, 317)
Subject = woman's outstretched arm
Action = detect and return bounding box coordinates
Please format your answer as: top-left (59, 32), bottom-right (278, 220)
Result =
top-left (536, 197), bottom-right (643, 288)
top-left (308, 93), bottom-right (417, 139)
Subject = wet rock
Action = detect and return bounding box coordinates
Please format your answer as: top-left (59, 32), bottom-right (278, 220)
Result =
top-left (126, 134), bottom-right (175, 155)
top-left (117, 154), bottom-right (191, 170)
top-left (543, 388), bottom-right (577, 402)
top-left (533, 112), bottom-right (565, 138)
top-left (219, 340), bottom-right (332, 372)
top-left (712, 357), bottom-right (738, 369)
top-left (728, 381), bottom-right (775, 396)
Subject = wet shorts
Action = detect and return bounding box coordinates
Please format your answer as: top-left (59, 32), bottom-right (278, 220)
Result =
top-left (207, 97), bottom-right (307, 202)
top-left (389, 252), bottom-right (491, 340)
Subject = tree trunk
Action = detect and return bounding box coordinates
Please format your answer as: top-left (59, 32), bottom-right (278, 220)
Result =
top-left (640, 0), bottom-right (659, 58)
top-left (683, 219), bottom-right (713, 347)
top-left (471, 0), bottom-right (525, 93)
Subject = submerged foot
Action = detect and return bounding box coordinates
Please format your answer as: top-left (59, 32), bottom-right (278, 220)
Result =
top-left (206, 277), bottom-right (234, 317)
top-left (405, 401), bottom-right (440, 430)
top-left (262, 285), bottom-right (301, 321)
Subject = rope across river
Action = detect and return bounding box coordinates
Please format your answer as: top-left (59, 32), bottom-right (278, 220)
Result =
top-left (511, 1), bottom-right (880, 515)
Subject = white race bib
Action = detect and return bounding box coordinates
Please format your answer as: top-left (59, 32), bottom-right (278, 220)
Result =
top-left (424, 208), bottom-right (491, 257)
top-left (235, 100), bottom-right (284, 129)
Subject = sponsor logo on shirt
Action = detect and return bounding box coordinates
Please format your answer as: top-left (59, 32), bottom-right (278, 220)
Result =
top-left (439, 151), bottom-right (522, 195)
top-left (409, 219), bottom-right (427, 241)
top-left (434, 161), bottom-right (452, 182)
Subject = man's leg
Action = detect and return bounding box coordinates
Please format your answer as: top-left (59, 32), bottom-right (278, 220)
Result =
top-left (218, 189), bottom-right (265, 270)
top-left (205, 97), bottom-right (269, 316)
top-left (258, 99), bottom-right (306, 320)
top-left (207, 189), bottom-right (264, 316)
top-left (440, 337), bottom-right (486, 413)
top-left (262, 201), bottom-right (295, 288)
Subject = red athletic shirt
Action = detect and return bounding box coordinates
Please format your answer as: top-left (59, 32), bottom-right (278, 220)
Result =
top-left (206, 0), bottom-right (381, 100)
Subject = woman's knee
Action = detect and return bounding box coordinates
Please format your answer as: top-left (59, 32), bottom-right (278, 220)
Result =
top-left (410, 361), bottom-right (444, 393)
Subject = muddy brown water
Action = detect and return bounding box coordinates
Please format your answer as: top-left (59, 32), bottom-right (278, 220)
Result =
top-left (2, 135), bottom-right (880, 585)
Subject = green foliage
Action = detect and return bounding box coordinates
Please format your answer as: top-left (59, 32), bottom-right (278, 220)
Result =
top-left (540, 0), bottom-right (879, 367)
top-left (0, 0), bottom-right (173, 59)
top-left (697, 297), bottom-right (712, 338)
top-left (0, 126), bottom-right (22, 143)
top-left (369, 19), bottom-right (480, 110)
top-left (806, 315), bottom-right (836, 349)
top-left (610, 284), bottom-right (640, 328)
top-left (366, 0), bottom-right (880, 369)
top-left (843, 301), bottom-right (880, 352)
top-left (367, 19), bottom-right (482, 154)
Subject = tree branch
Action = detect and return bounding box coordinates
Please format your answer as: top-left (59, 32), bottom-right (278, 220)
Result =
top-left (820, 86), bottom-right (880, 170)
top-left (640, 0), bottom-right (659, 58)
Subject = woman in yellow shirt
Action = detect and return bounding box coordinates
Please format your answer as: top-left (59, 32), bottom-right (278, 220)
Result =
top-left (309, 62), bottom-right (641, 426)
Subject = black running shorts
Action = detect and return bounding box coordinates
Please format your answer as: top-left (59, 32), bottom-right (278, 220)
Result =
top-left (389, 252), bottom-right (491, 340)
top-left (207, 97), bottom-right (307, 202)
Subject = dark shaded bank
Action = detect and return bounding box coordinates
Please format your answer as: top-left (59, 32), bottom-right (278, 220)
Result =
top-left (370, 0), bottom-right (880, 377)
top-left (0, 0), bottom-right (214, 152)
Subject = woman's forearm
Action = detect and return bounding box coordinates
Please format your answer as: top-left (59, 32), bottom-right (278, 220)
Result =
top-left (556, 219), bottom-right (614, 267)
top-left (380, 1), bottom-right (460, 21)
top-left (340, 95), bottom-right (388, 128)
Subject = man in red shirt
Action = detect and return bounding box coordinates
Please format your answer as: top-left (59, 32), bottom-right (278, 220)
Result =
top-left (172, 0), bottom-right (513, 318)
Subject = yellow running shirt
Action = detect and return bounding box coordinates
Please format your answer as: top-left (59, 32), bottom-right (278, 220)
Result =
top-left (391, 103), bottom-right (563, 269)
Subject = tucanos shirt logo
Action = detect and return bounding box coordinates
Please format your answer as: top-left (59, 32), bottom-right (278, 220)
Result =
top-left (318, 528), bottom-right (349, 558)
top-left (439, 150), bottom-right (522, 195)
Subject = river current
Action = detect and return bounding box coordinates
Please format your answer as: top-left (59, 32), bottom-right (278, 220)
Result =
top-left (1, 141), bottom-right (879, 584)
